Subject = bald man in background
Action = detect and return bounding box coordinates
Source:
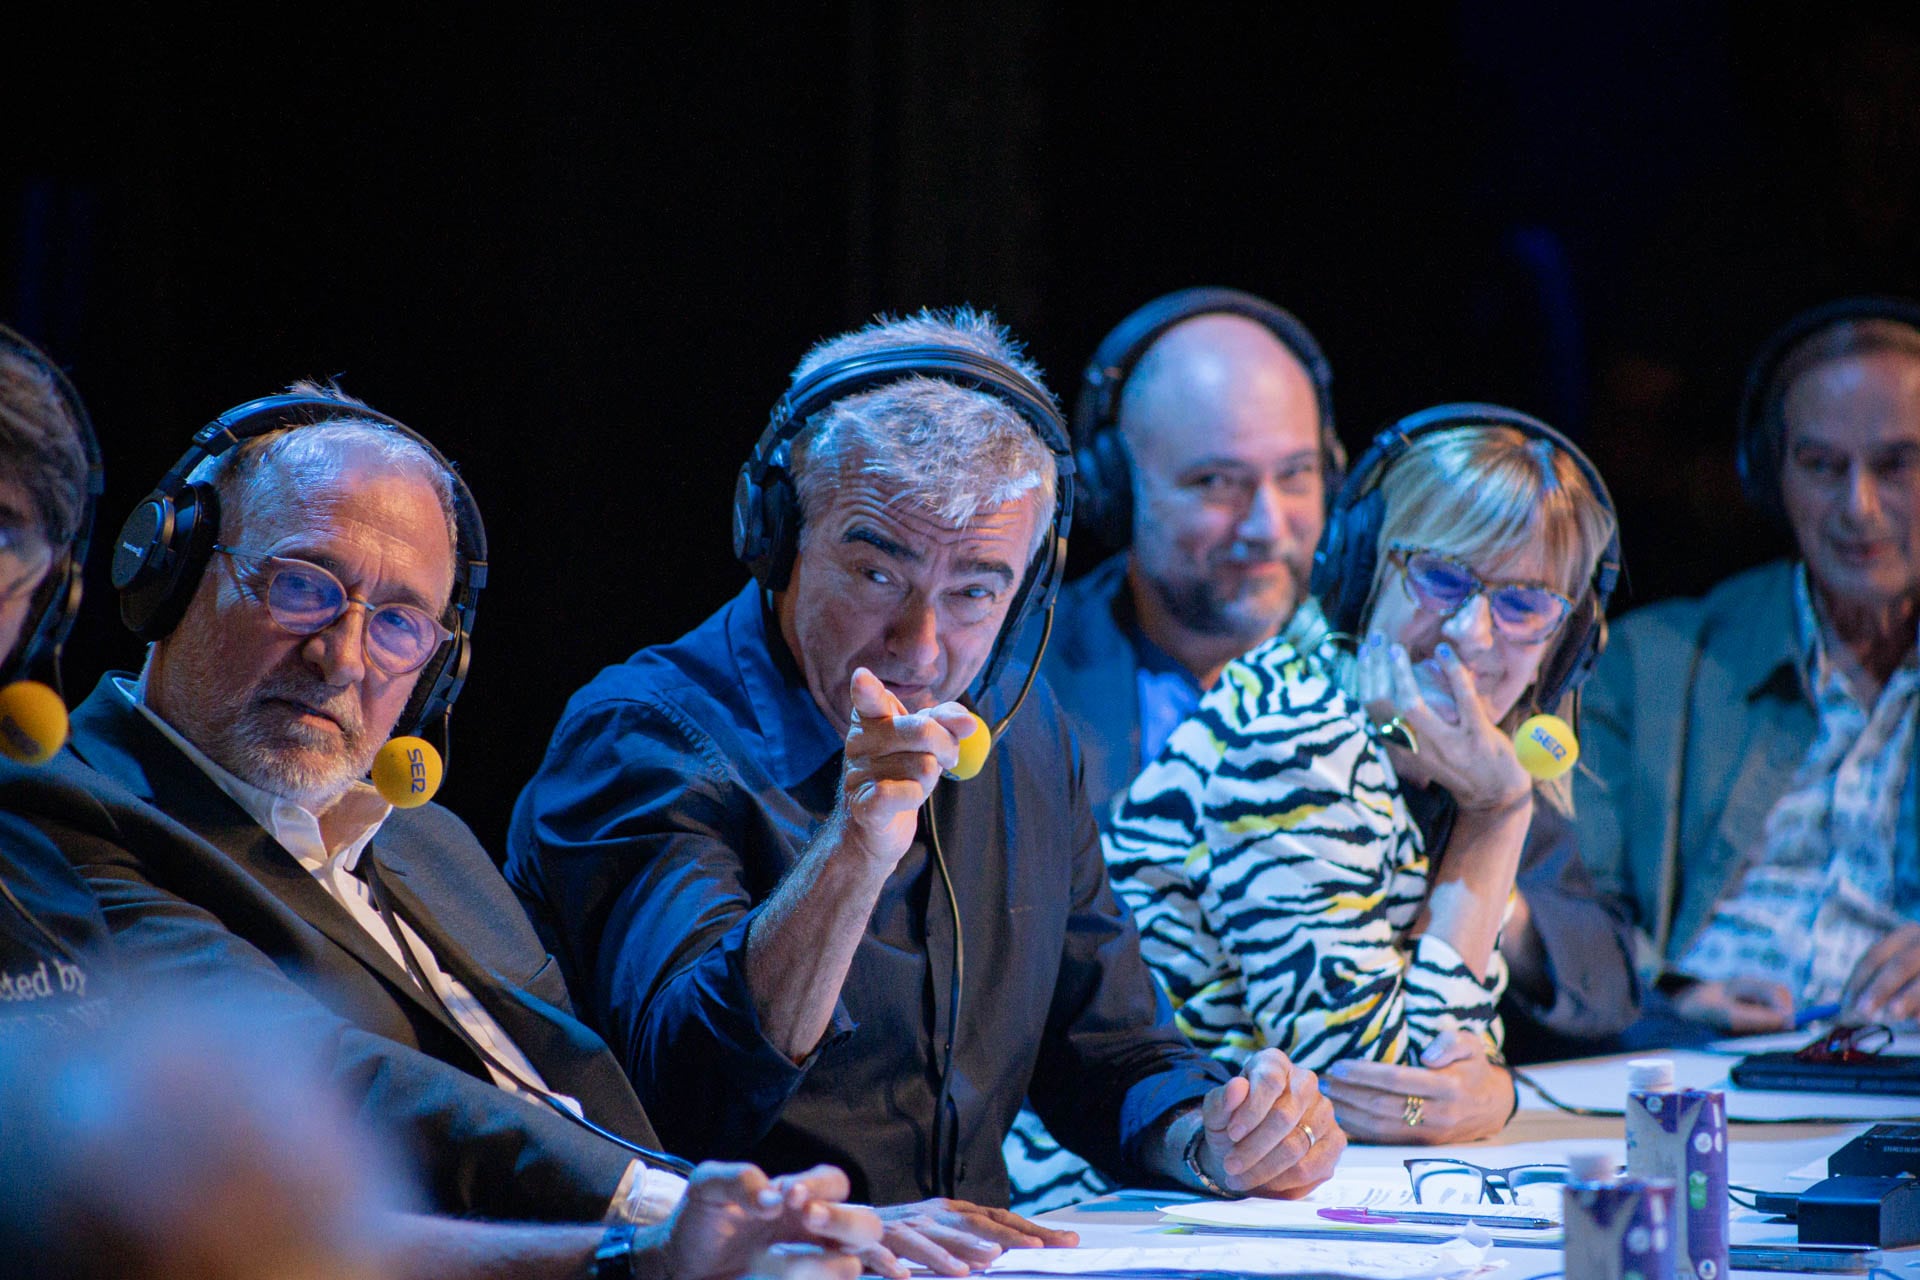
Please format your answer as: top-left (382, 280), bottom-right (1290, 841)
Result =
top-left (1046, 298), bottom-right (1332, 830)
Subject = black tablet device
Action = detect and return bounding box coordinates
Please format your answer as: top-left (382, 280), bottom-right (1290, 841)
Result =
top-left (1731, 1051), bottom-right (1920, 1095)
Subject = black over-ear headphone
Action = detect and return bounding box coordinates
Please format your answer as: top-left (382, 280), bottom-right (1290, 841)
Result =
top-left (0, 324), bottom-right (103, 690)
top-left (1309, 402), bottom-right (1622, 714)
top-left (1070, 286), bottom-right (1345, 551)
top-left (110, 394), bottom-right (489, 739)
top-left (1736, 295), bottom-right (1920, 523)
top-left (732, 343), bottom-right (1075, 697)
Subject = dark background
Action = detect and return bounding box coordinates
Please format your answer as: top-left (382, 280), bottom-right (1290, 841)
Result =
top-left (6, 3), bottom-right (1918, 850)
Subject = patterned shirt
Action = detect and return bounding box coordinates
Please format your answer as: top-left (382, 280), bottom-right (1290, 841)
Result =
top-left (1679, 566), bottom-right (1920, 1005)
top-left (1106, 634), bottom-right (1507, 1065)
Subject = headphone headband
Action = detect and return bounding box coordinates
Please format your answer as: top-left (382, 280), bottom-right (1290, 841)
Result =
top-left (1070, 286), bottom-right (1344, 551)
top-left (0, 324), bottom-right (103, 689)
top-left (111, 391), bottom-right (488, 739)
top-left (732, 338), bottom-right (1074, 697)
top-left (1736, 296), bottom-right (1920, 521)
top-left (1310, 402), bottom-right (1622, 713)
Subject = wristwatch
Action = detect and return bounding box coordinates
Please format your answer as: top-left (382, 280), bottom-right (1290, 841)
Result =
top-left (590, 1223), bottom-right (637, 1279)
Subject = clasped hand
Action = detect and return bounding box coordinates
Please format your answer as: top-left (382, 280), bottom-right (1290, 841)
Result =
top-left (1356, 636), bottom-right (1530, 813)
top-left (838, 668), bottom-right (981, 871)
top-left (1191, 1048), bottom-right (1343, 1197)
top-left (1319, 1028), bottom-right (1514, 1145)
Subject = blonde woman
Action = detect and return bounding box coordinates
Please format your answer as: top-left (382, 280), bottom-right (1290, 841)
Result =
top-left (1107, 406), bottom-right (1628, 1147)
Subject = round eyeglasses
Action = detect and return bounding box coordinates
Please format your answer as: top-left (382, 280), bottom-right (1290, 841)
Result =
top-left (1386, 544), bottom-right (1573, 644)
top-left (214, 545), bottom-right (451, 676)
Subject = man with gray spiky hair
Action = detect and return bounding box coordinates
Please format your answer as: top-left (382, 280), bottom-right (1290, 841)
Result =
top-left (509, 308), bottom-right (1340, 1270)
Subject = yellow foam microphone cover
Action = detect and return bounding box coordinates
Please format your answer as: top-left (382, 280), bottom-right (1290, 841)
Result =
top-left (944, 709), bottom-right (992, 781)
top-left (0, 680), bottom-right (68, 765)
top-left (372, 735), bottom-right (444, 808)
top-left (1513, 713), bottom-right (1579, 782)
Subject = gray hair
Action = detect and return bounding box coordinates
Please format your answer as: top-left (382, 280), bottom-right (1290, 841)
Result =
top-left (788, 307), bottom-right (1059, 553)
top-left (186, 381), bottom-right (460, 566)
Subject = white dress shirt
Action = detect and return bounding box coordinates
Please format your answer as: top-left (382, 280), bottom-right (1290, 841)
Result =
top-left (119, 677), bottom-right (686, 1221)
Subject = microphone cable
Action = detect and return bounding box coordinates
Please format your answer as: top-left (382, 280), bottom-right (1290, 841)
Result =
top-left (981, 602), bottom-right (1054, 742)
top-left (359, 855), bottom-right (693, 1177)
top-left (925, 800), bottom-right (965, 1197)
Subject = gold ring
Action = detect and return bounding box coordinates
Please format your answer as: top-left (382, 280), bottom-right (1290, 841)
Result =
top-left (1302, 1123), bottom-right (1316, 1146)
top-left (1403, 1095), bottom-right (1425, 1127)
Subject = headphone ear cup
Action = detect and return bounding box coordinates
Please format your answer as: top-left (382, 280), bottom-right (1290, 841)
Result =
top-left (3, 553), bottom-right (83, 685)
top-left (730, 464), bottom-right (765, 579)
top-left (400, 629), bottom-right (469, 739)
top-left (1734, 392), bottom-right (1783, 520)
top-left (1074, 429), bottom-right (1134, 551)
top-left (732, 462), bottom-right (801, 591)
top-left (1316, 490), bottom-right (1383, 639)
top-left (758, 471), bottom-right (800, 592)
top-left (113, 482), bottom-right (222, 642)
top-left (1532, 594), bottom-right (1604, 712)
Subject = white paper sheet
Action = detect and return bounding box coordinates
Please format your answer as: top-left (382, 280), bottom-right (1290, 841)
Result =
top-left (986, 1237), bottom-right (1493, 1280)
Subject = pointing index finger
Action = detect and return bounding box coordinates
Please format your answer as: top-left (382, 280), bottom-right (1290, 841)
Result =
top-left (849, 668), bottom-right (909, 721)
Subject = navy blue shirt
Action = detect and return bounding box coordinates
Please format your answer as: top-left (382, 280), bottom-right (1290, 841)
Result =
top-left (506, 583), bottom-right (1227, 1206)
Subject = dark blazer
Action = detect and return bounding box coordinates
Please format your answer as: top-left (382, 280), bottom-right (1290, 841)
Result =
top-left (0, 676), bottom-right (656, 1222)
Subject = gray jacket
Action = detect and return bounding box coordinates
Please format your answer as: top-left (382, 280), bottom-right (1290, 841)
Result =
top-left (1574, 559), bottom-right (1841, 972)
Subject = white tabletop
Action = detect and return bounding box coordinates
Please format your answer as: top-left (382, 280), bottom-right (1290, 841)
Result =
top-left (1032, 1044), bottom-right (1920, 1279)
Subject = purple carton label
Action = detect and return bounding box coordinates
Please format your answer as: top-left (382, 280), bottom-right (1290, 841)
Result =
top-left (1565, 1178), bottom-right (1675, 1280)
top-left (1627, 1088), bottom-right (1728, 1280)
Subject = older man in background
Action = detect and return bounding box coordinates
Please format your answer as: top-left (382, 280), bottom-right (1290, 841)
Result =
top-left (1579, 298), bottom-right (1920, 1039)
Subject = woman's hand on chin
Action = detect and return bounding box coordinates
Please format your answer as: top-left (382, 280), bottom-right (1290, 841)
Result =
top-left (1361, 636), bottom-right (1529, 812)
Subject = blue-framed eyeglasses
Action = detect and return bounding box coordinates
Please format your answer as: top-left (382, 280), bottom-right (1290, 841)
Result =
top-left (214, 545), bottom-right (451, 676)
top-left (1386, 543), bottom-right (1573, 644)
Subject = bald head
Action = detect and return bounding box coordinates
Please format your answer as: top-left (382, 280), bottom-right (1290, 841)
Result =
top-left (1117, 313), bottom-right (1320, 461)
top-left (1117, 312), bottom-right (1328, 679)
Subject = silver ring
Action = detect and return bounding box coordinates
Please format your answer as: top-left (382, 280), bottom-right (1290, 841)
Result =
top-left (1376, 716), bottom-right (1419, 754)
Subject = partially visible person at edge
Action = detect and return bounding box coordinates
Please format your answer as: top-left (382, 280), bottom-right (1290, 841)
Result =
top-left (1104, 417), bottom-right (1627, 1152)
top-left (0, 996), bottom-right (879, 1280)
top-left (0, 328), bottom-right (111, 1041)
top-left (507, 307), bottom-right (1343, 1266)
top-left (1577, 300), bottom-right (1920, 1042)
top-left (0, 379), bottom-right (883, 1279)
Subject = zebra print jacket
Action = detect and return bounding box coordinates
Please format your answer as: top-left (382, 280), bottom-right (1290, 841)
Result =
top-left (1103, 634), bottom-right (1507, 1068)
